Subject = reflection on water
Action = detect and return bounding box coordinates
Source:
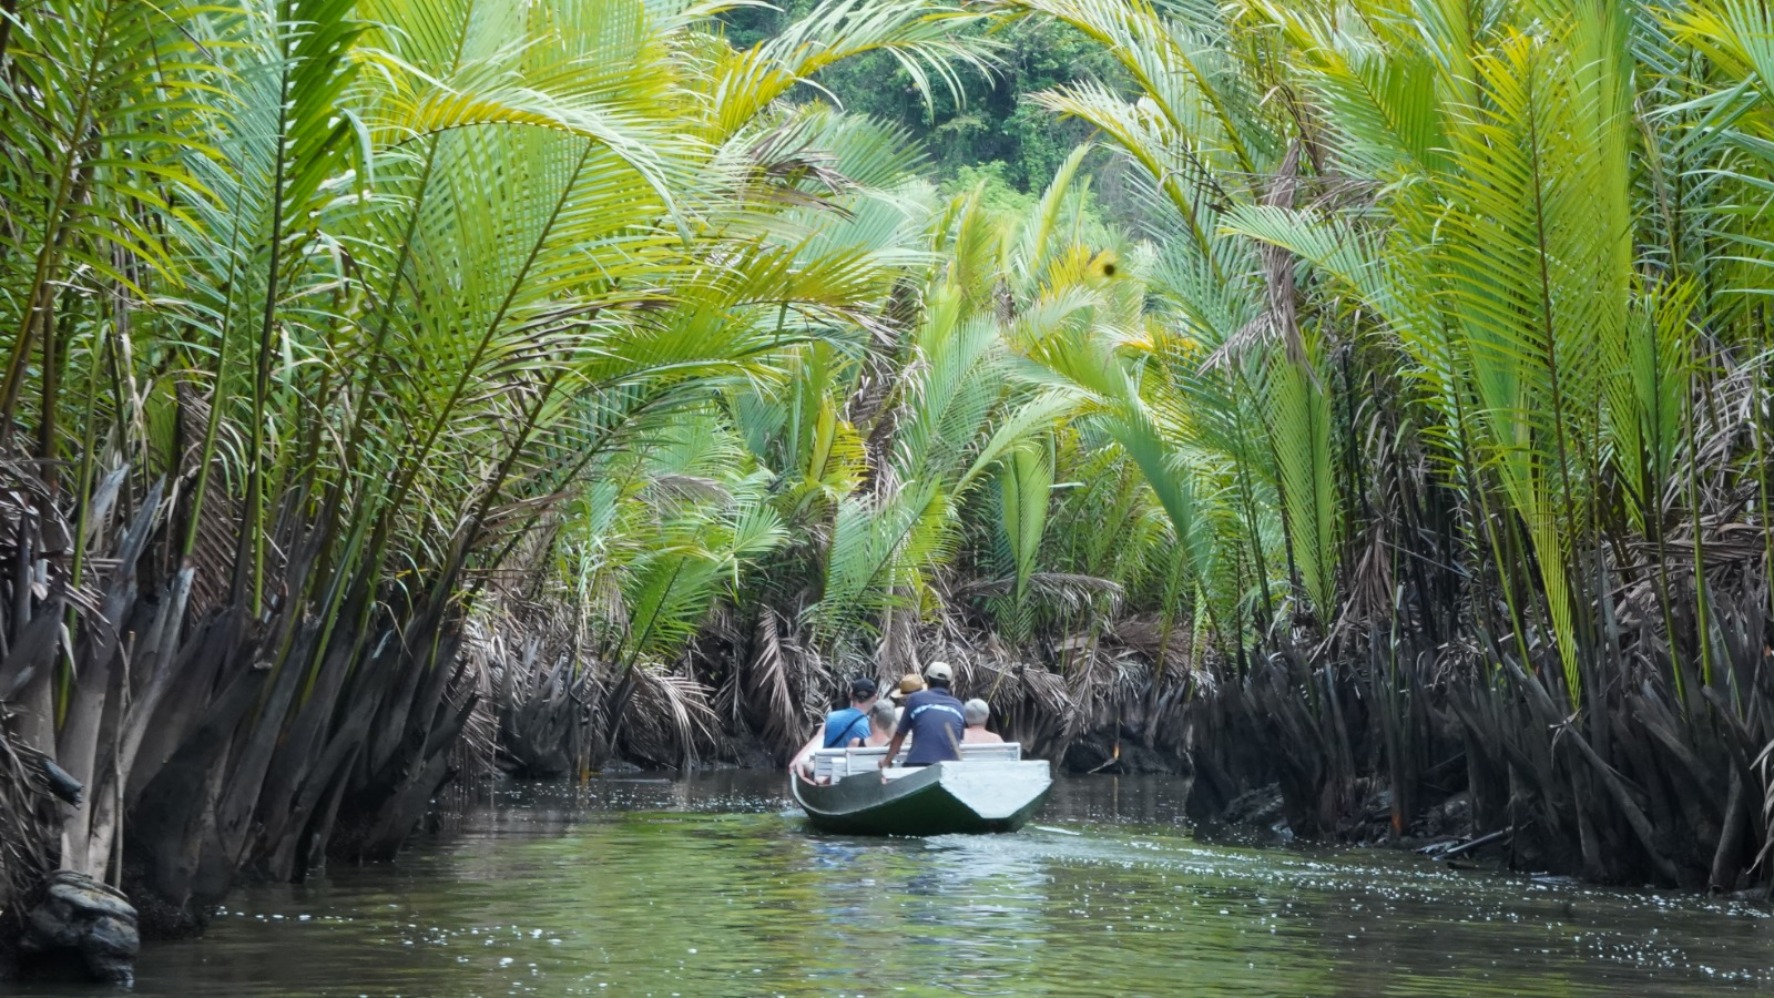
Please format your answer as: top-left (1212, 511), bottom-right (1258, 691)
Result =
top-left (18, 771), bottom-right (1774, 996)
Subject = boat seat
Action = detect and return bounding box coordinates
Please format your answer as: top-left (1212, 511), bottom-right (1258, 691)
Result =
top-left (810, 742), bottom-right (1023, 781)
top-left (955, 743), bottom-right (1021, 762)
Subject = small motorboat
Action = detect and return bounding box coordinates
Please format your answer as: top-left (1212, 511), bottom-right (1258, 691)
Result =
top-left (791, 743), bottom-right (1052, 835)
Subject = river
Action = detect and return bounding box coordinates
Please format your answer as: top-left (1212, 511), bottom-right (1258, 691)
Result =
top-left (20, 772), bottom-right (1774, 996)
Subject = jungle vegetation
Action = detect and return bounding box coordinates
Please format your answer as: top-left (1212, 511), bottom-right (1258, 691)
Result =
top-left (722, 0), bottom-right (1132, 193)
top-left (2, 0), bottom-right (1774, 954)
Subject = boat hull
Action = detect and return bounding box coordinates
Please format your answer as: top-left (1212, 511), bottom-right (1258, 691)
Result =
top-left (792, 759), bottom-right (1051, 836)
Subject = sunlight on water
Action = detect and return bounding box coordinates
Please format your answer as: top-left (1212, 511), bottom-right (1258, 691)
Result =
top-left (23, 773), bottom-right (1774, 997)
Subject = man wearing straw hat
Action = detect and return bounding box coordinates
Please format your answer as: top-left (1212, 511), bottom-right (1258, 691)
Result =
top-left (887, 672), bottom-right (925, 702)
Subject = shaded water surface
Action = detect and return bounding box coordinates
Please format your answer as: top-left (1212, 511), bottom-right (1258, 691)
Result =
top-left (31, 773), bottom-right (1774, 996)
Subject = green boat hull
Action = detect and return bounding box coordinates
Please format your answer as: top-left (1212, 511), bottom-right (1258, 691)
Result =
top-left (791, 759), bottom-right (1052, 836)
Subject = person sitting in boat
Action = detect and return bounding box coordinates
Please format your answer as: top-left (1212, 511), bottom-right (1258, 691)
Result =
top-left (791, 676), bottom-right (878, 780)
top-left (823, 676), bottom-right (879, 749)
top-left (887, 672), bottom-right (925, 702)
top-left (878, 661), bottom-right (965, 770)
top-left (865, 700), bottom-right (898, 748)
top-left (961, 698), bottom-right (1003, 744)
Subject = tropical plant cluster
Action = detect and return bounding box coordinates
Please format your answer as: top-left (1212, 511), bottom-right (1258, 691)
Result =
top-left (4, 0), bottom-right (1774, 970)
top-left (0, 0), bottom-right (1022, 941)
top-left (724, 0), bottom-right (1132, 194)
top-left (986, 0), bottom-right (1774, 889)
top-left (489, 146), bottom-right (1199, 777)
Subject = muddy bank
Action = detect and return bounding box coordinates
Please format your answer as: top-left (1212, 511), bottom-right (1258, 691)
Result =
top-left (1180, 623), bottom-right (1774, 894)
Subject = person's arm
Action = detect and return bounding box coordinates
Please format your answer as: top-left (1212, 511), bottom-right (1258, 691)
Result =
top-left (877, 730), bottom-right (908, 770)
top-left (790, 730), bottom-right (822, 777)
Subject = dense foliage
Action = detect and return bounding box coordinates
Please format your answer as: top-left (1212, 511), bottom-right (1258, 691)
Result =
top-left (990, 0), bottom-right (1774, 887)
top-left (0, 0), bottom-right (997, 930)
top-left (4, 0), bottom-right (1774, 962)
top-left (725, 1), bottom-right (1130, 193)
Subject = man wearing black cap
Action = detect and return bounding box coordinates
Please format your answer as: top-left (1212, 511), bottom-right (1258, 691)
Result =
top-left (791, 677), bottom-right (880, 782)
top-left (822, 676), bottom-right (879, 749)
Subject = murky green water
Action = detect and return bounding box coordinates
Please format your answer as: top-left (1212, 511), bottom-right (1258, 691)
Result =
top-left (21, 773), bottom-right (1774, 996)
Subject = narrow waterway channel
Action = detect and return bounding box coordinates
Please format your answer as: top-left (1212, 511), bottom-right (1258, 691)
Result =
top-left (26, 773), bottom-right (1774, 996)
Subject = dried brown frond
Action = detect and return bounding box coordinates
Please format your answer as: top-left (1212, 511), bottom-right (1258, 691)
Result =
top-left (0, 705), bottom-right (56, 912)
top-left (623, 666), bottom-right (718, 769)
top-left (745, 610), bottom-right (803, 755)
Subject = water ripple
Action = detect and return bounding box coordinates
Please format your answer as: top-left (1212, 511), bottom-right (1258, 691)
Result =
top-left (17, 773), bottom-right (1769, 997)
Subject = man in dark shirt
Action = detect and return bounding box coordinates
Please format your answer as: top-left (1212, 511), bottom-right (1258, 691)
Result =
top-left (878, 661), bottom-right (965, 769)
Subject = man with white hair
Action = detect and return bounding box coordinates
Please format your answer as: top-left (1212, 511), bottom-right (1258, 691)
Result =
top-left (864, 699), bottom-right (898, 747)
top-left (962, 698), bottom-right (1003, 744)
top-left (878, 661), bottom-right (965, 769)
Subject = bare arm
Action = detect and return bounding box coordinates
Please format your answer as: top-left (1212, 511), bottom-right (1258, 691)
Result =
top-left (790, 730), bottom-right (822, 776)
top-left (877, 730), bottom-right (907, 770)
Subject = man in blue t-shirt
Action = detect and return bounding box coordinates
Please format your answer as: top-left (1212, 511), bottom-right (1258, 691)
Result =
top-left (822, 677), bottom-right (879, 748)
top-left (878, 661), bottom-right (965, 769)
